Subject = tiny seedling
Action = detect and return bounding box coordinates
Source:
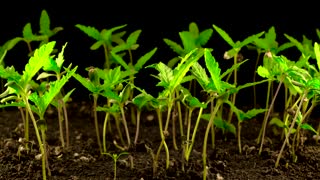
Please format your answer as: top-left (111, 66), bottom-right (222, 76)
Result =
top-left (102, 151), bottom-right (129, 180)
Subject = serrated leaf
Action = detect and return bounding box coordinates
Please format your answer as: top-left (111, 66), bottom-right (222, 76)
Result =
top-left (75, 24), bottom-right (101, 40)
top-left (100, 24), bottom-right (127, 45)
top-left (163, 38), bottom-right (185, 56)
top-left (212, 24), bottom-right (235, 47)
top-left (221, 59), bottom-right (248, 79)
top-left (238, 31), bottom-right (265, 48)
top-left (134, 47), bottom-right (157, 71)
top-left (110, 52), bottom-right (129, 70)
top-left (21, 41), bottom-right (56, 86)
top-left (204, 49), bottom-right (221, 93)
top-left (257, 66), bottom-right (271, 78)
top-left (284, 34), bottom-right (305, 55)
top-left (191, 62), bottom-right (210, 89)
top-left (100, 88), bottom-right (121, 102)
top-left (214, 117), bottom-right (236, 135)
top-left (56, 42), bottom-right (67, 68)
top-left (132, 92), bottom-right (154, 110)
top-left (239, 108), bottom-right (267, 122)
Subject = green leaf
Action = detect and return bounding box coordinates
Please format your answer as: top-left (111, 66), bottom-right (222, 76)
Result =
top-left (269, 117), bottom-right (286, 128)
top-left (204, 49), bottom-right (221, 93)
top-left (100, 24), bottom-right (127, 45)
top-left (314, 42), bottom-right (320, 71)
top-left (75, 24), bottom-right (101, 40)
top-left (126, 29), bottom-right (142, 46)
top-left (22, 23), bottom-right (35, 40)
top-left (100, 88), bottom-right (121, 102)
top-left (191, 62), bottom-right (210, 89)
top-left (110, 52), bottom-right (130, 70)
top-left (301, 123), bottom-right (318, 134)
top-left (132, 92), bottom-right (154, 110)
top-left (90, 40), bottom-right (104, 50)
top-left (197, 29), bottom-right (213, 46)
top-left (56, 42), bottom-right (67, 68)
top-left (39, 9), bottom-right (50, 35)
top-left (37, 72), bottom-right (55, 80)
top-left (21, 41), bottom-right (56, 86)
top-left (257, 66), bottom-right (271, 78)
top-left (189, 22), bottom-right (199, 36)
top-left (284, 34), bottom-right (305, 55)
top-left (179, 31), bottom-right (196, 52)
top-left (238, 31), bottom-right (265, 48)
top-left (134, 47), bottom-right (157, 71)
top-left (72, 72), bottom-right (98, 93)
top-left (221, 59), bottom-right (248, 79)
top-left (212, 24), bottom-right (235, 47)
top-left (239, 108), bottom-right (267, 122)
top-left (214, 117), bottom-right (236, 135)
top-left (163, 38), bottom-right (185, 55)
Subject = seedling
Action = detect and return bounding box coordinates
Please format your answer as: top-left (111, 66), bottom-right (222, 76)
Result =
top-left (0, 41), bottom-right (77, 180)
top-left (103, 151), bottom-right (129, 180)
top-left (212, 24), bottom-right (264, 124)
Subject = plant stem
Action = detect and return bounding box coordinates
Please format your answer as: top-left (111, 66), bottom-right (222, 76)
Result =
top-left (120, 105), bottom-right (131, 148)
top-left (103, 111), bottom-right (110, 153)
top-left (253, 49), bottom-right (261, 108)
top-left (259, 78), bottom-right (283, 155)
top-left (154, 108), bottom-right (170, 174)
top-left (134, 110), bottom-right (141, 145)
top-left (238, 121), bottom-right (242, 154)
top-left (62, 100), bottom-right (70, 148)
top-left (185, 107), bottom-right (204, 161)
top-left (256, 80), bottom-right (271, 144)
top-left (93, 94), bottom-right (102, 154)
top-left (23, 97), bottom-right (46, 180)
top-left (57, 103), bottom-right (65, 148)
top-left (185, 108), bottom-right (194, 156)
top-left (203, 99), bottom-right (222, 180)
top-left (275, 91), bottom-right (306, 168)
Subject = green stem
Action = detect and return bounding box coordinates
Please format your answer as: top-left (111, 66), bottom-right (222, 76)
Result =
top-left (259, 78), bottom-right (283, 155)
top-left (57, 103), bottom-right (65, 148)
top-left (253, 50), bottom-right (261, 108)
top-left (93, 94), bottom-right (102, 154)
top-left (185, 107), bottom-right (204, 161)
top-left (103, 111), bottom-right (110, 153)
top-left (154, 108), bottom-right (170, 175)
top-left (275, 91), bottom-right (307, 168)
top-left (203, 99), bottom-right (222, 180)
top-left (23, 97), bottom-right (46, 180)
top-left (62, 101), bottom-right (70, 148)
top-left (185, 108), bottom-right (194, 156)
top-left (103, 44), bottom-right (110, 69)
top-left (134, 110), bottom-right (141, 145)
top-left (256, 80), bottom-right (271, 144)
top-left (120, 105), bottom-right (131, 148)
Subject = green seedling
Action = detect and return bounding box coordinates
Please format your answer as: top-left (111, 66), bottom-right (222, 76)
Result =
top-left (248, 26), bottom-right (294, 107)
top-left (37, 43), bottom-right (75, 148)
top-left (179, 87), bottom-right (207, 162)
top-left (0, 41), bottom-right (76, 180)
top-left (131, 89), bottom-right (154, 145)
top-left (225, 100), bottom-right (267, 154)
top-left (147, 48), bottom-right (204, 174)
top-left (102, 151), bottom-right (129, 180)
top-left (212, 24), bottom-right (264, 126)
top-left (75, 24), bottom-right (127, 69)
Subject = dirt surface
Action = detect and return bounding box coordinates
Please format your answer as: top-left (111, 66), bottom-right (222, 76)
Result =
top-left (0, 101), bottom-right (320, 180)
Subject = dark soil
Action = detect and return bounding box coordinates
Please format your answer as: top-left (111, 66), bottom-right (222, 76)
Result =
top-left (0, 101), bottom-right (320, 180)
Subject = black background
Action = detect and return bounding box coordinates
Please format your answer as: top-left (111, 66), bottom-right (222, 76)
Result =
top-left (1, 1), bottom-right (319, 106)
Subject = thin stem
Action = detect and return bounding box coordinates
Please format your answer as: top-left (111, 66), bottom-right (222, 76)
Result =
top-left (185, 107), bottom-right (204, 161)
top-left (253, 50), bottom-right (261, 108)
top-left (238, 121), bottom-right (242, 154)
top-left (185, 108), bottom-right (194, 155)
top-left (203, 99), bottom-right (222, 180)
top-left (103, 111), bottom-right (110, 153)
top-left (275, 91), bottom-right (307, 168)
top-left (57, 103), bottom-right (65, 148)
top-left (93, 94), bottom-right (102, 154)
top-left (62, 101), bottom-right (70, 148)
top-left (259, 78), bottom-right (283, 155)
top-left (134, 110), bottom-right (141, 145)
top-left (120, 105), bottom-right (131, 148)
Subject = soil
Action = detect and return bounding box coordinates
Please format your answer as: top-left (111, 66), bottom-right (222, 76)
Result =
top-left (0, 101), bottom-right (320, 180)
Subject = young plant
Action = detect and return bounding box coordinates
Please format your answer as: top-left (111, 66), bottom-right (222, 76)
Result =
top-left (147, 48), bottom-right (204, 174)
top-left (248, 26), bottom-right (294, 107)
top-left (0, 41), bottom-right (76, 180)
top-left (225, 100), bottom-right (267, 154)
top-left (75, 24), bottom-right (127, 69)
top-left (37, 43), bottom-right (75, 148)
top-left (102, 151), bottom-right (129, 180)
top-left (212, 24), bottom-right (264, 124)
